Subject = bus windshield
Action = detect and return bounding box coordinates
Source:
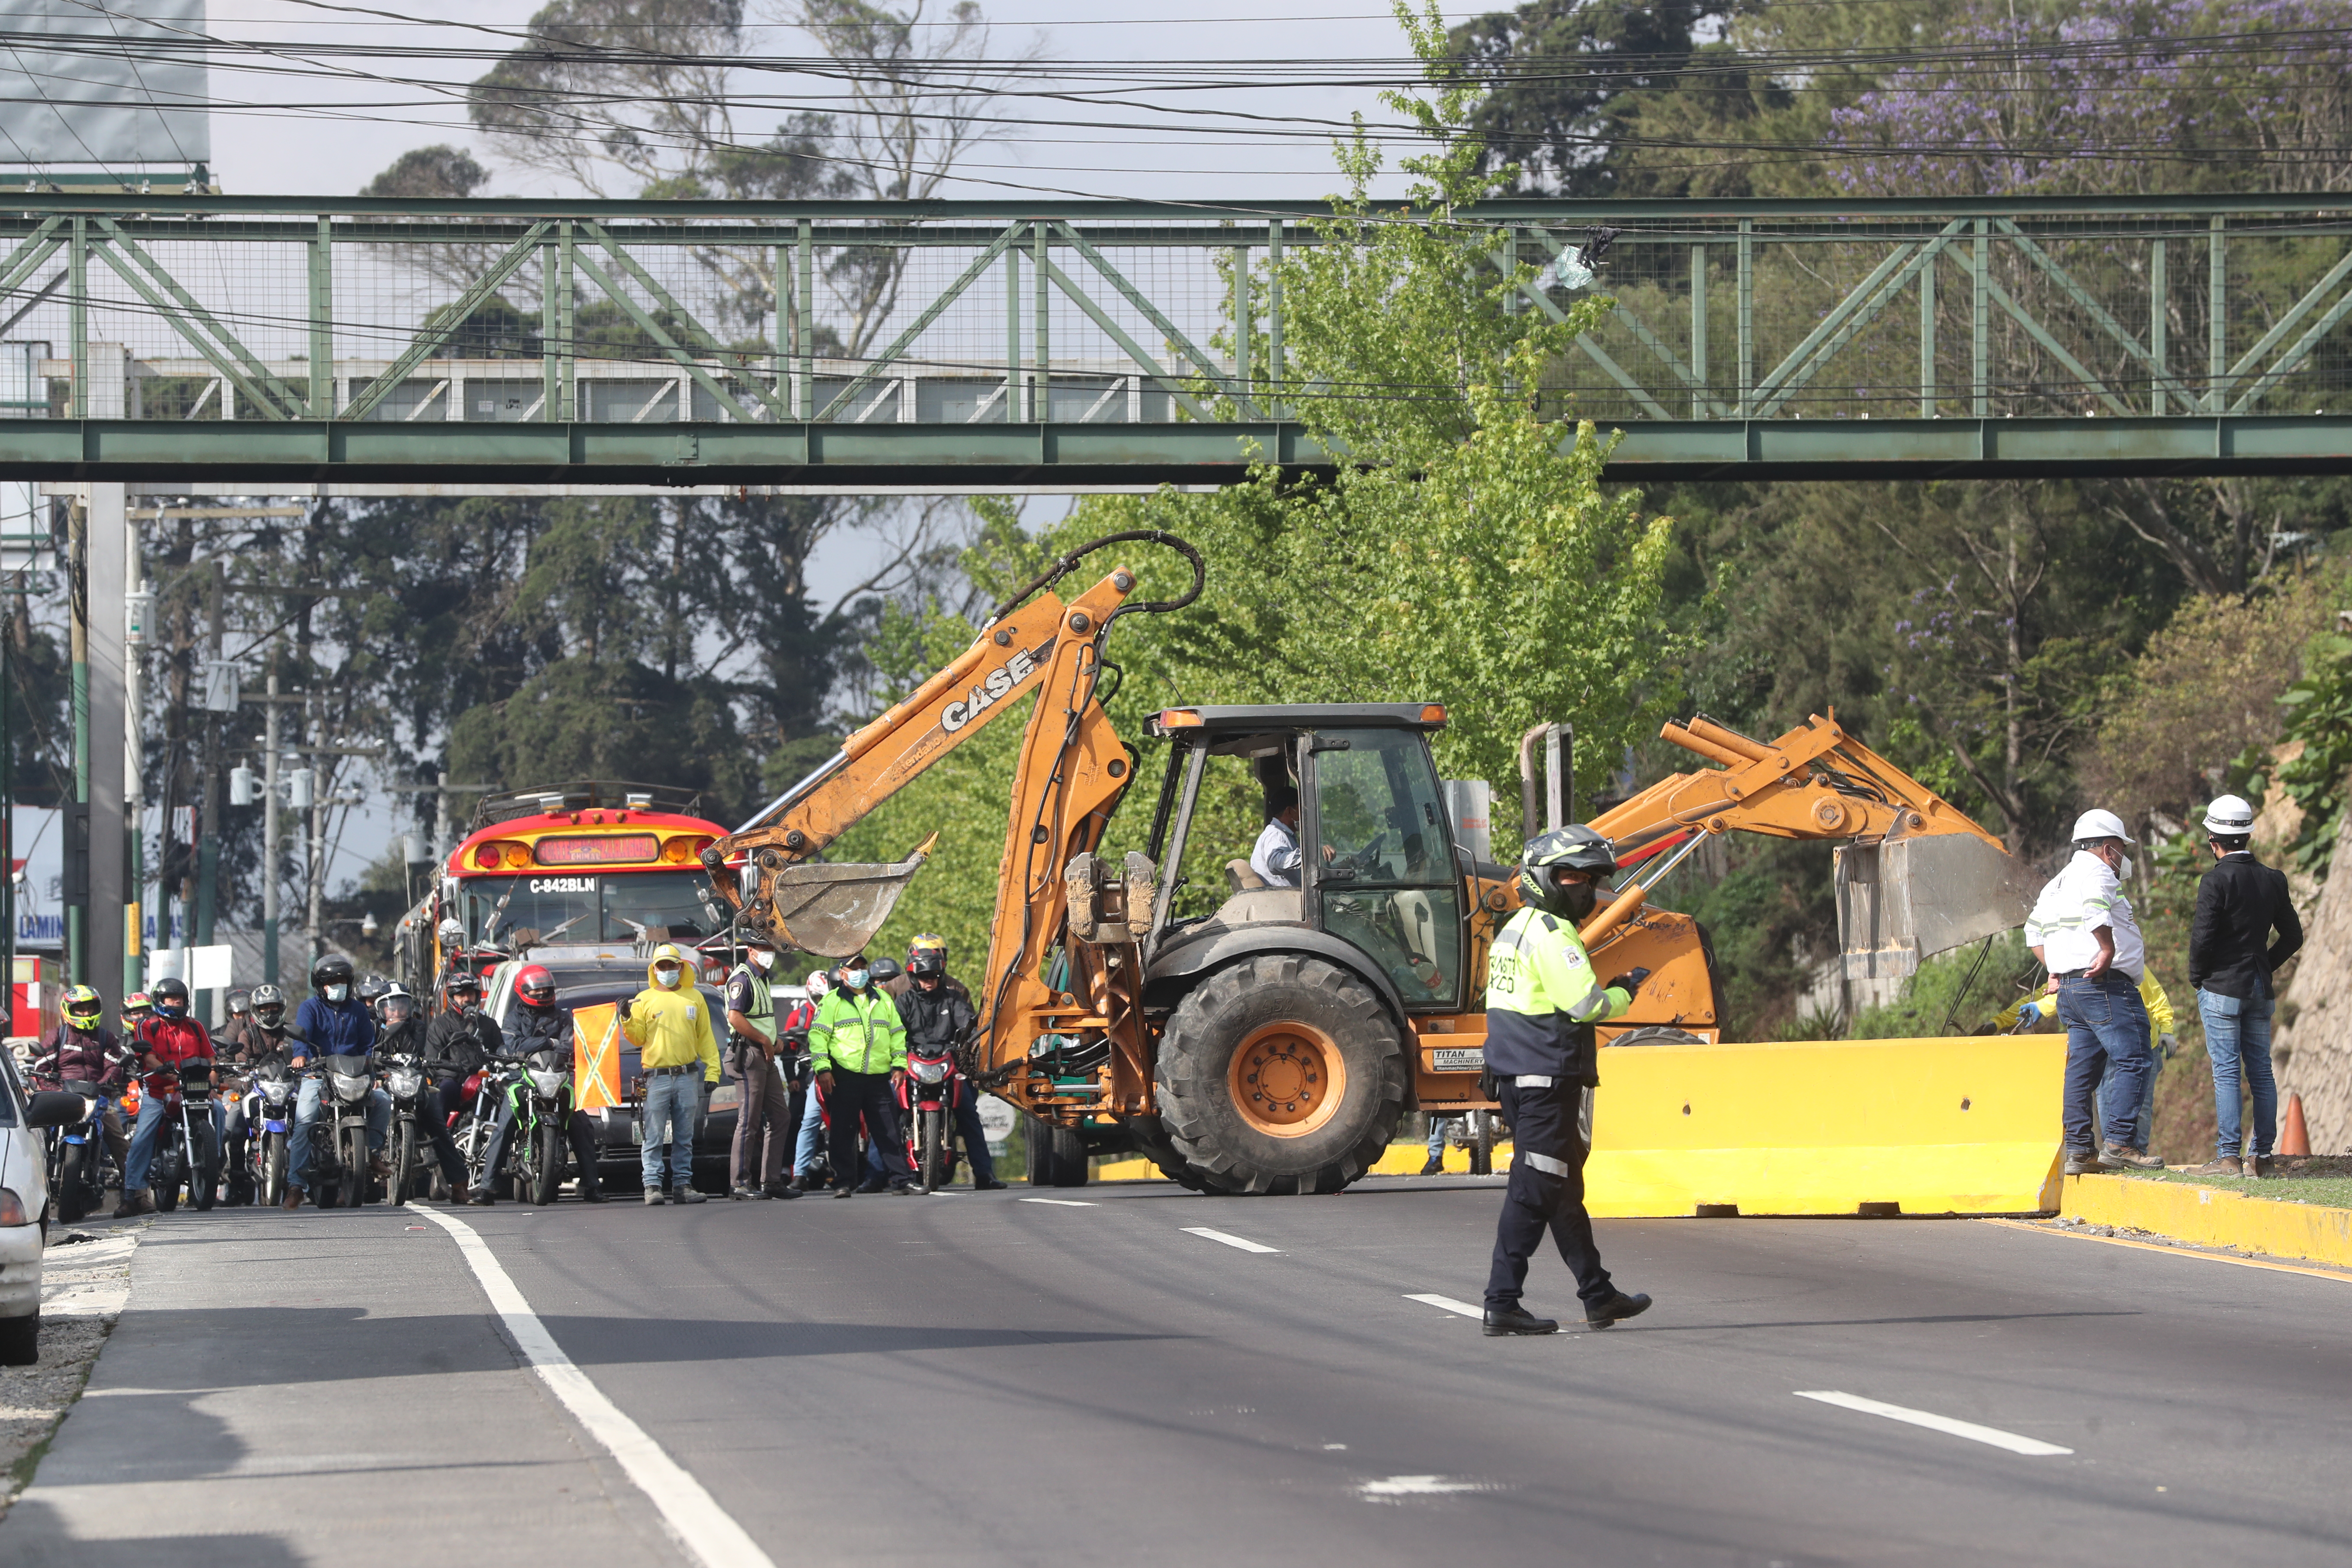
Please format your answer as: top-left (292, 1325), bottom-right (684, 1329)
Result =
top-left (458, 870), bottom-right (724, 946)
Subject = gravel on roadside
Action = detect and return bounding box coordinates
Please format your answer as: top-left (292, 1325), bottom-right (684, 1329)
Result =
top-left (0, 1223), bottom-right (141, 1519)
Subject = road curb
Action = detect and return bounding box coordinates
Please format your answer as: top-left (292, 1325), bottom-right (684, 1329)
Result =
top-left (2059, 1174), bottom-right (2352, 1269)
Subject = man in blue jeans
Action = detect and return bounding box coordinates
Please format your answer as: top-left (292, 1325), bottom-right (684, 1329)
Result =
top-left (619, 943), bottom-right (721, 1204)
top-left (285, 954), bottom-right (387, 1210)
top-left (2187, 794), bottom-right (2303, 1177)
top-left (2026, 809), bottom-right (2165, 1176)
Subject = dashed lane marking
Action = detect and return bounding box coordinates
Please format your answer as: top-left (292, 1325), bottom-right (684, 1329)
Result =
top-left (1018, 1197), bottom-right (1096, 1207)
top-left (1793, 1390), bottom-right (2073, 1457)
top-left (1359, 1475), bottom-right (1491, 1499)
top-left (1404, 1293), bottom-right (1484, 1319)
top-left (1183, 1225), bottom-right (1280, 1253)
top-left (413, 1206), bottom-right (777, 1568)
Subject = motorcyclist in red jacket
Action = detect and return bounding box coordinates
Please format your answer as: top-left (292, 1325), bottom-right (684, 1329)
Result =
top-left (118, 978), bottom-right (222, 1216)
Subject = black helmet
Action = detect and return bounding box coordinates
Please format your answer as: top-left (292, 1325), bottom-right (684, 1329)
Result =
top-left (1518, 825), bottom-right (1617, 918)
top-left (907, 950), bottom-right (945, 980)
top-left (226, 987), bottom-right (251, 1017)
top-left (151, 976), bottom-right (191, 1015)
top-left (870, 956), bottom-right (903, 985)
top-left (312, 953), bottom-right (355, 992)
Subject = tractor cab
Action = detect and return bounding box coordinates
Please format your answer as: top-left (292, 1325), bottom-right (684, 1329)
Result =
top-left (1141, 704), bottom-right (1469, 1015)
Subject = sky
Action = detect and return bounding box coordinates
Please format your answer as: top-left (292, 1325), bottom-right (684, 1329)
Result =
top-left (14, 0), bottom-right (1449, 914)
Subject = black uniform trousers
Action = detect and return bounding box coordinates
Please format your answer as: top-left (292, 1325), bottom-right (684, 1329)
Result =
top-left (824, 1069), bottom-right (914, 1191)
top-left (1485, 1077), bottom-right (1615, 1311)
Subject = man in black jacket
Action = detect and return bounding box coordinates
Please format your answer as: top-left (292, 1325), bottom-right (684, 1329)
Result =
top-left (473, 963), bottom-right (604, 1204)
top-left (2188, 794), bottom-right (2304, 1178)
top-left (377, 985), bottom-right (471, 1205)
top-left (424, 971), bottom-right (503, 1200)
top-left (897, 947), bottom-right (1004, 1190)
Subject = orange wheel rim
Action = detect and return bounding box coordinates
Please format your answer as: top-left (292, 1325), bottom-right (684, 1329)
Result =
top-left (1229, 1021), bottom-right (1346, 1139)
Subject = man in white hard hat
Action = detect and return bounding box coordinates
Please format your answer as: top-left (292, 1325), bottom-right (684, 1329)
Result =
top-left (2024, 808), bottom-right (2164, 1174)
top-left (2186, 794), bottom-right (2303, 1177)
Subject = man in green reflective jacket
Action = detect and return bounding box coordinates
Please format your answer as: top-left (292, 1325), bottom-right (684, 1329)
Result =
top-left (808, 954), bottom-right (916, 1196)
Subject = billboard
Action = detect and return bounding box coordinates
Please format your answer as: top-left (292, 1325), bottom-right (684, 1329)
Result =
top-left (2, 1), bottom-right (210, 167)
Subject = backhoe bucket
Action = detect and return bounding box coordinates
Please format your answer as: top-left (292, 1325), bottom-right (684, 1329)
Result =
top-left (1835, 834), bottom-right (2037, 980)
top-left (757, 836), bottom-right (937, 958)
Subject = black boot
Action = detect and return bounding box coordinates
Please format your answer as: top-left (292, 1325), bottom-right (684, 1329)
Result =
top-left (1585, 1291), bottom-right (1652, 1328)
top-left (1481, 1304), bottom-right (1559, 1337)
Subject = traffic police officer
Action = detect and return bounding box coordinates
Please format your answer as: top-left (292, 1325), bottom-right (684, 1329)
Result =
top-left (1480, 826), bottom-right (1654, 1336)
top-left (725, 934), bottom-right (798, 1198)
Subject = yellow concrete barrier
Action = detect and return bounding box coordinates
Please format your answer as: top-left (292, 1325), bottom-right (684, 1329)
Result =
top-left (1584, 1034), bottom-right (2067, 1218)
top-left (2058, 1175), bottom-right (2352, 1269)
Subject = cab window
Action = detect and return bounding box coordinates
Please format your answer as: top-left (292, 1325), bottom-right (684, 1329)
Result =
top-left (1308, 729), bottom-right (1461, 1008)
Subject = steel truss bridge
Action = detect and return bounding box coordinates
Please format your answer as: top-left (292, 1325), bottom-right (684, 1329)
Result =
top-left (6, 191), bottom-right (2352, 487)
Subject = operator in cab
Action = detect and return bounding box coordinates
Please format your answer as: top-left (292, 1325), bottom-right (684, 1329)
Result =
top-left (1478, 827), bottom-right (1654, 1337)
top-left (1250, 784), bottom-right (1305, 888)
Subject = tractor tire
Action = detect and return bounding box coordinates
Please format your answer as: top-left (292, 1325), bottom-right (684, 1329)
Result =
top-left (0, 1310), bottom-right (38, 1367)
top-left (1116, 1113), bottom-right (1214, 1192)
top-left (1156, 954), bottom-right (1406, 1196)
top-left (1023, 1114), bottom-right (1089, 1188)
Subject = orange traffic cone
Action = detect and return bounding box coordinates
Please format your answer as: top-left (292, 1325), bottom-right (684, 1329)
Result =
top-left (2280, 1093), bottom-right (2312, 1157)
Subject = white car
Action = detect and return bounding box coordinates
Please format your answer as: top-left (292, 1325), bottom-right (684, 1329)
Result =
top-left (0, 1044), bottom-right (89, 1364)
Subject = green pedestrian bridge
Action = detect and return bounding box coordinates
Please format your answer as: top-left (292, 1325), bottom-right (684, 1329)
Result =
top-left (5, 190), bottom-right (2352, 487)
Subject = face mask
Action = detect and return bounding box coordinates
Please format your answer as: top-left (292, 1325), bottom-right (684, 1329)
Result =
top-left (750, 949), bottom-right (774, 971)
top-left (844, 968), bottom-right (870, 990)
top-left (2116, 856), bottom-right (2135, 882)
top-left (325, 984), bottom-right (349, 1003)
top-left (1559, 881), bottom-right (1597, 920)
top-left (654, 966), bottom-right (681, 989)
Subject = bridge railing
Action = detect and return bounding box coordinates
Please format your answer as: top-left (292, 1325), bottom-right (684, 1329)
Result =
top-left (4, 194), bottom-right (2350, 437)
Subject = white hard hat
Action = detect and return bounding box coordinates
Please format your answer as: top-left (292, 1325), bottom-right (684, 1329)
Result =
top-left (2070, 808), bottom-right (2134, 845)
top-left (2203, 794), bottom-right (2256, 837)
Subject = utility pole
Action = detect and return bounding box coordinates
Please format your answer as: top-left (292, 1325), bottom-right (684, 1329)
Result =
top-left (193, 560), bottom-right (224, 1023)
top-left (86, 483), bottom-right (126, 1004)
top-left (123, 533), bottom-right (147, 1000)
top-left (306, 696), bottom-right (325, 962)
top-left (65, 493), bottom-right (85, 985)
top-left (263, 667), bottom-right (280, 984)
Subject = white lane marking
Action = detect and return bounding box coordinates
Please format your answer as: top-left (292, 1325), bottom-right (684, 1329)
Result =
top-left (1794, 1390), bottom-right (2074, 1457)
top-left (1404, 1293), bottom-right (1483, 1320)
top-left (1360, 1475), bottom-right (1489, 1499)
top-left (412, 1206), bottom-right (777, 1568)
top-left (1018, 1197), bottom-right (1096, 1207)
top-left (1183, 1225), bottom-right (1280, 1253)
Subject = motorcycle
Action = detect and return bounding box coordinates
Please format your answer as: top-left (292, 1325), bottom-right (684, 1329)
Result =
top-left (148, 1057), bottom-right (222, 1213)
top-left (1447, 1110), bottom-right (1498, 1176)
top-left (29, 1047), bottom-right (128, 1224)
top-left (244, 1057), bottom-right (299, 1206)
top-left (898, 1032), bottom-right (969, 1194)
top-left (382, 1049), bottom-right (441, 1205)
top-left (466, 1053), bottom-right (527, 1204)
top-left (502, 1044), bottom-right (575, 1207)
top-left (306, 1052), bottom-right (377, 1210)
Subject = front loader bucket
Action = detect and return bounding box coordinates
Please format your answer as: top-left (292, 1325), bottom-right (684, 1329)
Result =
top-left (1835, 833), bottom-right (2037, 980)
top-left (758, 835), bottom-right (937, 957)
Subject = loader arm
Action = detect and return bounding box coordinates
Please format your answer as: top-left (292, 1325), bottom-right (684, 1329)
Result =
top-left (704, 567), bottom-right (1141, 949)
top-left (1576, 713), bottom-right (2030, 974)
top-left (704, 531), bottom-right (1204, 1118)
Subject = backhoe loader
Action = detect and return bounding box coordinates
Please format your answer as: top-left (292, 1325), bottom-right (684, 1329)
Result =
top-left (704, 531), bottom-right (2034, 1196)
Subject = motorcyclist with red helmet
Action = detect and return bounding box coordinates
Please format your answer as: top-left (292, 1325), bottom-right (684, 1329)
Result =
top-left (472, 964), bottom-right (605, 1204)
top-left (119, 977), bottom-right (221, 1216)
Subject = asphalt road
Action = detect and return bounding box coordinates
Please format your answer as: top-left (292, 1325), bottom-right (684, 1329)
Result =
top-left (11, 1177), bottom-right (2352, 1566)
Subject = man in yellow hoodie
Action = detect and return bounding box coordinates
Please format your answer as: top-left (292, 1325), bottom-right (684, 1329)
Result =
top-left (620, 943), bottom-right (721, 1205)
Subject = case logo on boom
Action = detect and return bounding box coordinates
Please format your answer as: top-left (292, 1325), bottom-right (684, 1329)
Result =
top-left (941, 640), bottom-right (1053, 732)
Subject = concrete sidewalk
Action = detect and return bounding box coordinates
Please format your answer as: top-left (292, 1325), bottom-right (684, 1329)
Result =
top-left (0, 1208), bottom-right (689, 1568)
